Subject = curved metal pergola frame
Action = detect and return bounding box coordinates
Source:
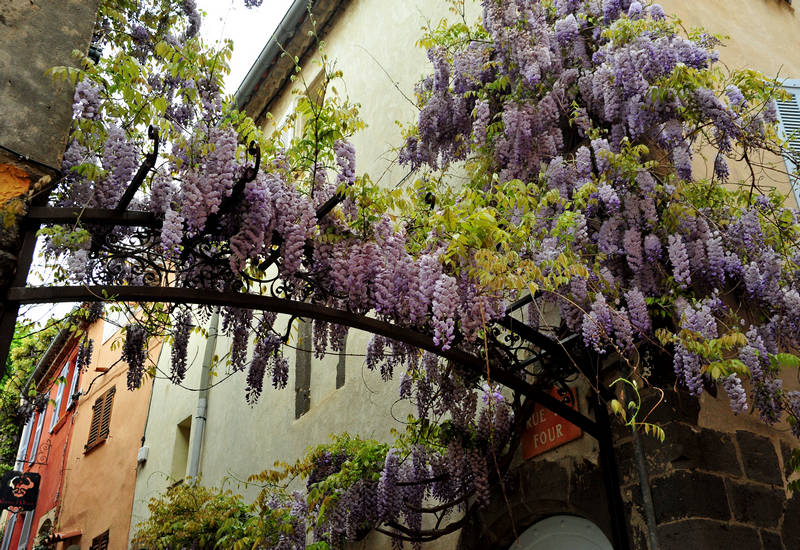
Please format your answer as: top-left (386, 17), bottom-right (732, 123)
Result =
top-left (0, 134), bottom-right (631, 549)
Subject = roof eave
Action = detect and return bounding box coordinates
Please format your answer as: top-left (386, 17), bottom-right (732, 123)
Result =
top-left (233, 0), bottom-right (347, 124)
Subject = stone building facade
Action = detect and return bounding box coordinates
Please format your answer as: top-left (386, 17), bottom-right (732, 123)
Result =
top-left (460, 384), bottom-right (800, 549)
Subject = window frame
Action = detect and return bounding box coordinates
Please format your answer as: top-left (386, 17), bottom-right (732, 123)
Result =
top-left (16, 511), bottom-right (33, 550)
top-left (89, 530), bottom-right (109, 550)
top-left (28, 406), bottom-right (46, 466)
top-left (14, 416), bottom-right (34, 471)
top-left (0, 512), bottom-right (18, 550)
top-left (66, 356), bottom-right (81, 411)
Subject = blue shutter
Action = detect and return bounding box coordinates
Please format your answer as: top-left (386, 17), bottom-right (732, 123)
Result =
top-left (29, 407), bottom-right (46, 465)
top-left (16, 512), bottom-right (33, 550)
top-left (1, 513), bottom-right (18, 550)
top-left (49, 363), bottom-right (69, 432)
top-left (775, 79), bottom-right (800, 208)
top-left (67, 362), bottom-right (80, 407)
top-left (14, 417), bottom-right (33, 470)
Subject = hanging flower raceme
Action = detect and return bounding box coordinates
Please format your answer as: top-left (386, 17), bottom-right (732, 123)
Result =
top-left (123, 324), bottom-right (148, 390)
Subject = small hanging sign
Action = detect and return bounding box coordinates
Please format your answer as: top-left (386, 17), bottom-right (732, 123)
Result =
top-left (522, 387), bottom-right (582, 459)
top-left (0, 471), bottom-right (40, 513)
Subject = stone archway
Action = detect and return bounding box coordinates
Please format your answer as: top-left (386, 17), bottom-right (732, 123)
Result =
top-left (510, 515), bottom-right (613, 550)
top-left (458, 458), bottom-right (615, 550)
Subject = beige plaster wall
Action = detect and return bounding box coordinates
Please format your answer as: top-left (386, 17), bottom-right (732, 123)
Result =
top-left (128, 322), bottom-right (206, 541)
top-left (128, 313), bottom-right (417, 546)
top-left (265, 0), bottom-right (479, 187)
top-left (133, 0), bottom-right (465, 530)
top-left (660, 0), bottom-right (800, 78)
top-left (0, 0), bottom-right (99, 169)
top-left (57, 319), bottom-right (161, 550)
top-left (660, 0), bottom-right (800, 204)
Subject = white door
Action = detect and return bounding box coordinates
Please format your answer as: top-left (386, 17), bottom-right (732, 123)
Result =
top-left (510, 515), bottom-right (614, 550)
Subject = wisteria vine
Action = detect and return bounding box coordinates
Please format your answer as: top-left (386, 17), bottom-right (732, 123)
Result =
top-left (42, 0), bottom-right (800, 546)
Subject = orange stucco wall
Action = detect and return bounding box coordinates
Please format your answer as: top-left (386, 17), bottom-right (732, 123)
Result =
top-left (55, 319), bottom-right (161, 549)
top-left (0, 164), bottom-right (30, 204)
top-left (3, 338), bottom-right (81, 550)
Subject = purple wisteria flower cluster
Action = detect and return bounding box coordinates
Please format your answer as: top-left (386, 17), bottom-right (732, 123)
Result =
top-left (50, 0), bottom-right (800, 544)
top-left (400, 0), bottom-right (798, 426)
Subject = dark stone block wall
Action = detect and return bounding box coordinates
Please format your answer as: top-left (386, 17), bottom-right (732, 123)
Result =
top-left (460, 388), bottom-right (800, 550)
top-left (0, 0), bottom-right (100, 170)
top-left (615, 390), bottom-right (798, 550)
top-left (460, 457), bottom-right (615, 550)
top-left (0, 0), bottom-right (99, 300)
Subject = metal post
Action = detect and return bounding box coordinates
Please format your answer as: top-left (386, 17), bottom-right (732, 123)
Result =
top-left (593, 396), bottom-right (632, 550)
top-left (0, 224), bottom-right (39, 378)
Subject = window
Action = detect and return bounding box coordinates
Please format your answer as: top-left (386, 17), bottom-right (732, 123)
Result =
top-left (296, 321), bottom-right (347, 418)
top-left (66, 363), bottom-right (80, 410)
top-left (36, 519), bottom-right (52, 543)
top-left (0, 513), bottom-right (17, 550)
top-left (335, 339), bottom-right (346, 390)
top-left (170, 416), bottom-right (191, 480)
top-left (49, 363), bottom-right (69, 432)
top-left (276, 70), bottom-right (326, 149)
top-left (102, 306), bottom-right (126, 343)
top-left (89, 531), bottom-right (109, 550)
top-left (295, 320), bottom-right (312, 418)
top-left (85, 387), bottom-right (115, 452)
top-left (29, 407), bottom-right (46, 465)
top-left (775, 79), bottom-right (800, 208)
top-left (295, 70), bottom-right (326, 139)
top-left (15, 416), bottom-right (34, 470)
top-left (16, 511), bottom-right (33, 550)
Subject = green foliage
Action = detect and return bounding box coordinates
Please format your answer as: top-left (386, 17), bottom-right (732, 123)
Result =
top-left (417, 0), bottom-right (486, 51)
top-left (609, 378), bottom-right (665, 442)
top-left (134, 435), bottom-right (387, 549)
top-left (131, 480), bottom-right (249, 550)
top-left (248, 434), bottom-right (388, 534)
top-left (788, 449), bottom-right (800, 493)
top-left (0, 322), bottom-right (61, 474)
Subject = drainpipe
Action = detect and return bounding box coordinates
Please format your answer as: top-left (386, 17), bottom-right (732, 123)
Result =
top-left (186, 311), bottom-right (218, 479)
top-left (632, 425), bottom-right (660, 550)
top-left (625, 376), bottom-right (660, 550)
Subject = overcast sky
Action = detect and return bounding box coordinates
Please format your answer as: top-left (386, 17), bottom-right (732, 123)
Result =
top-left (197, 0), bottom-right (295, 93)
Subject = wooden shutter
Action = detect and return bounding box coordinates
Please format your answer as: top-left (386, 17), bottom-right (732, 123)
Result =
top-left (85, 387), bottom-right (115, 452)
top-left (89, 531), bottom-right (109, 550)
top-left (775, 80), bottom-right (800, 208)
top-left (99, 387), bottom-right (115, 441)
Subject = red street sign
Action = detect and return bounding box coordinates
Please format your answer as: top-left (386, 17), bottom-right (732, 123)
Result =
top-left (522, 387), bottom-right (582, 459)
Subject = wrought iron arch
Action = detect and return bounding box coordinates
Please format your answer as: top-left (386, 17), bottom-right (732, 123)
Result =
top-left (0, 131), bottom-right (630, 549)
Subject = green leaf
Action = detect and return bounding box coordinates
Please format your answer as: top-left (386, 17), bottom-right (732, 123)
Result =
top-left (153, 96), bottom-right (167, 115)
top-left (773, 353), bottom-right (800, 369)
top-left (610, 399), bottom-right (627, 421)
